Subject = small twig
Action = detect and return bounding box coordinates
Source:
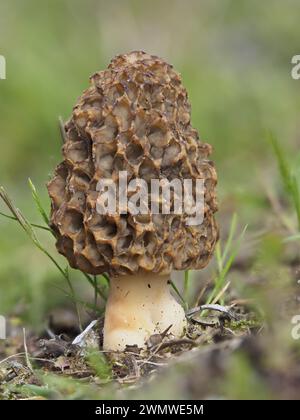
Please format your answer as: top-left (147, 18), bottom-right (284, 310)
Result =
top-left (186, 303), bottom-right (239, 320)
top-left (139, 340), bottom-right (168, 368)
top-left (0, 352), bottom-right (56, 366)
top-left (0, 352), bottom-right (27, 365)
top-left (190, 317), bottom-right (218, 327)
top-left (62, 369), bottom-right (93, 377)
top-left (157, 338), bottom-right (198, 351)
top-left (136, 360), bottom-right (166, 367)
top-left (117, 375), bottom-right (141, 384)
top-left (161, 324), bottom-right (173, 338)
top-left (146, 324), bottom-right (173, 349)
top-left (230, 298), bottom-right (254, 307)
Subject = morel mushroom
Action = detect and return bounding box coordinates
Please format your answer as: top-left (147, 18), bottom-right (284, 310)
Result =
top-left (48, 51), bottom-right (218, 351)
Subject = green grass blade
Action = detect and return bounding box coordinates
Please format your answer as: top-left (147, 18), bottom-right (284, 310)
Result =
top-left (0, 210), bottom-right (51, 232)
top-left (222, 212), bottom-right (238, 265)
top-left (283, 233), bottom-right (300, 242)
top-left (170, 280), bottom-right (186, 308)
top-left (86, 351), bottom-right (112, 382)
top-left (0, 186), bottom-right (82, 329)
top-left (291, 175), bottom-right (300, 230)
top-left (215, 242), bottom-right (223, 274)
top-left (28, 178), bottom-right (49, 226)
top-left (269, 132), bottom-right (300, 231)
top-left (82, 272), bottom-right (107, 301)
top-left (269, 133), bottom-right (293, 193)
top-left (206, 224), bottom-right (248, 305)
top-left (1, 185), bottom-right (109, 319)
top-left (184, 270), bottom-right (190, 307)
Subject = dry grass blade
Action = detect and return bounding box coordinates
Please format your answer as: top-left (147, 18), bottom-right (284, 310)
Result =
top-left (58, 116), bottom-right (67, 143)
top-left (23, 328), bottom-right (33, 372)
top-left (212, 281), bottom-right (231, 305)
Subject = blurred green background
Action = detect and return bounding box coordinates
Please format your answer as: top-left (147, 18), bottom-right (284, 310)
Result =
top-left (0, 0), bottom-right (300, 327)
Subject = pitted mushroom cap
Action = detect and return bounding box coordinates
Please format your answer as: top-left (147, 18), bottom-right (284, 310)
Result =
top-left (47, 51), bottom-right (218, 277)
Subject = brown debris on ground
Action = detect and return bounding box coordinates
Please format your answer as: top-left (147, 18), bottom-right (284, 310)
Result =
top-left (0, 301), bottom-right (258, 399)
top-left (1, 251), bottom-right (299, 400)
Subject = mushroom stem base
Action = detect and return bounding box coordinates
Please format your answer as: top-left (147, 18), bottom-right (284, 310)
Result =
top-left (103, 273), bottom-right (187, 351)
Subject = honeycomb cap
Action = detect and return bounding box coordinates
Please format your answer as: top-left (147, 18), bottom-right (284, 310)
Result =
top-left (47, 51), bottom-right (218, 277)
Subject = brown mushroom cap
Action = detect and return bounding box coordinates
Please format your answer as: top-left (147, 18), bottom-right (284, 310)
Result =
top-left (47, 51), bottom-right (218, 277)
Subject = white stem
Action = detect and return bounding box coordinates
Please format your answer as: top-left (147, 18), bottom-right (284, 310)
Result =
top-left (103, 273), bottom-right (187, 351)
